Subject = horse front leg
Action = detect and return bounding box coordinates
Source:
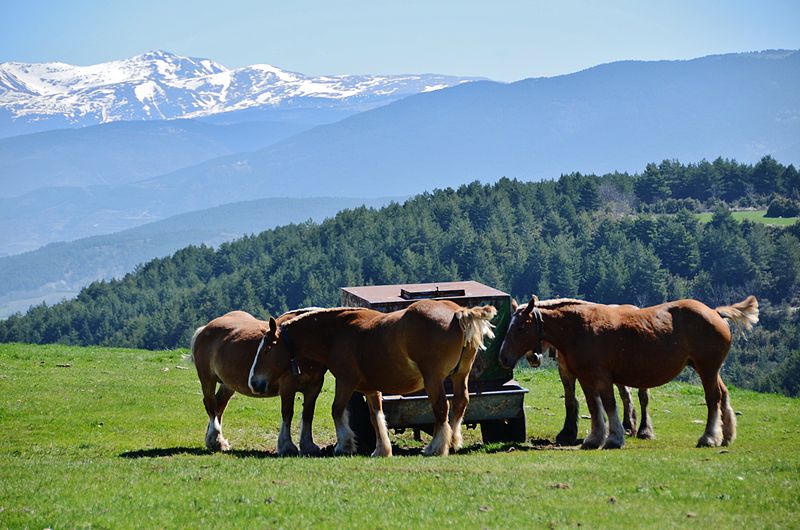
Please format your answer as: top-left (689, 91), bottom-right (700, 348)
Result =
top-left (556, 363), bottom-right (580, 445)
top-left (578, 379), bottom-right (607, 450)
top-left (298, 375), bottom-right (324, 456)
top-left (331, 379), bottom-right (358, 456)
top-left (617, 384), bottom-right (637, 436)
top-left (365, 392), bottom-right (392, 457)
top-left (277, 385), bottom-right (299, 456)
top-left (636, 388), bottom-right (655, 440)
top-left (203, 380), bottom-right (234, 452)
top-left (422, 376), bottom-right (452, 456)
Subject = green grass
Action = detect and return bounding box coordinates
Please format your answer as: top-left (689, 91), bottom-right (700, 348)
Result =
top-left (1, 343), bottom-right (798, 529)
top-left (696, 209), bottom-right (799, 225)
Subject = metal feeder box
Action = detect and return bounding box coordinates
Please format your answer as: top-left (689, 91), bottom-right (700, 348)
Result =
top-left (341, 280), bottom-right (528, 451)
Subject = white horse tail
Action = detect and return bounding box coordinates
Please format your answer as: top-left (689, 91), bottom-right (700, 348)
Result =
top-left (716, 295), bottom-right (759, 337)
top-left (455, 305), bottom-right (497, 351)
top-left (188, 326), bottom-right (206, 364)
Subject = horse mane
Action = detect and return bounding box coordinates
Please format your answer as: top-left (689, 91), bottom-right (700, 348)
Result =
top-left (535, 298), bottom-right (595, 310)
top-left (281, 306), bottom-right (364, 328)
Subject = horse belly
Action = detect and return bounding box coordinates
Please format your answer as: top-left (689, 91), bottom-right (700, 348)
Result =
top-left (356, 356), bottom-right (425, 395)
top-left (611, 354), bottom-right (688, 389)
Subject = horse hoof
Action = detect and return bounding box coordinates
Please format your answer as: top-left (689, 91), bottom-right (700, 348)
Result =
top-left (601, 439), bottom-right (624, 450)
top-left (696, 436), bottom-right (721, 448)
top-left (556, 433), bottom-right (579, 446)
top-left (637, 429), bottom-right (655, 440)
top-left (580, 438), bottom-right (602, 450)
top-left (300, 444), bottom-right (322, 456)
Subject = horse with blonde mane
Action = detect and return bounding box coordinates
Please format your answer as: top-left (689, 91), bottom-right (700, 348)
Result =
top-left (248, 300), bottom-right (497, 457)
top-left (500, 295), bottom-right (758, 449)
top-left (190, 309), bottom-right (326, 455)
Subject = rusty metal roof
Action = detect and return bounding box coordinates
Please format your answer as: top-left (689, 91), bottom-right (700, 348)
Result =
top-left (341, 280), bottom-right (508, 304)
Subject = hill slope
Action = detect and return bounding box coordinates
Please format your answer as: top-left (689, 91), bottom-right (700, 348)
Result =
top-left (0, 196), bottom-right (394, 316)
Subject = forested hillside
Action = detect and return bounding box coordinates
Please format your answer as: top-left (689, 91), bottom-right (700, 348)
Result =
top-left (1, 156), bottom-right (799, 394)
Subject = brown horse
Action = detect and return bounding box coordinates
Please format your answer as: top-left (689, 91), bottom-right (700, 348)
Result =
top-left (499, 295), bottom-right (758, 449)
top-left (190, 309), bottom-right (327, 455)
top-left (248, 300), bottom-right (497, 457)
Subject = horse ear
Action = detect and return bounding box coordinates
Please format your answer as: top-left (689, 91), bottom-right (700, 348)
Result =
top-left (269, 317), bottom-right (277, 334)
top-left (511, 298), bottom-right (519, 311)
top-left (523, 295), bottom-right (538, 314)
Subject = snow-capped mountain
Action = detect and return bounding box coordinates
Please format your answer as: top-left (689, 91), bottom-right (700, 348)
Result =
top-left (0, 50), bottom-right (481, 135)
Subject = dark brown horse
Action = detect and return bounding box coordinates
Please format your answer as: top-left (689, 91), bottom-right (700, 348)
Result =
top-left (248, 300), bottom-right (497, 457)
top-left (190, 309), bottom-right (326, 455)
top-left (500, 296), bottom-right (758, 449)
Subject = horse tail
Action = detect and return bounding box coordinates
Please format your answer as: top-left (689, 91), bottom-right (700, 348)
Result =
top-left (188, 326), bottom-right (206, 364)
top-left (715, 295), bottom-right (759, 337)
top-left (455, 305), bottom-right (497, 351)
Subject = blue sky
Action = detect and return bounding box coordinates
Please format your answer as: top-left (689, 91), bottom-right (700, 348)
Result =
top-left (1, 0), bottom-right (798, 81)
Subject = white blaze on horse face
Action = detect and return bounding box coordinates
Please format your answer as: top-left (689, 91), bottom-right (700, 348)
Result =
top-left (247, 335), bottom-right (268, 394)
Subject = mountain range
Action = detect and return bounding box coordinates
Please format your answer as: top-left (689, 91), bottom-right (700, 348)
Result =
top-left (1, 49), bottom-right (798, 317)
top-left (0, 50), bottom-right (480, 137)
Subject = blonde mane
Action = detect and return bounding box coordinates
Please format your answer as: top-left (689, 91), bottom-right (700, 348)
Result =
top-left (535, 298), bottom-right (595, 310)
top-left (281, 306), bottom-right (364, 328)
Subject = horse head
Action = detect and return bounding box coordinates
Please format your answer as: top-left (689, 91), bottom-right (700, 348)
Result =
top-left (499, 294), bottom-right (544, 369)
top-left (247, 316), bottom-right (284, 395)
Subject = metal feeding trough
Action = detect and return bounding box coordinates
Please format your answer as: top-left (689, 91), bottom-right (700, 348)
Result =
top-left (341, 281), bottom-right (528, 452)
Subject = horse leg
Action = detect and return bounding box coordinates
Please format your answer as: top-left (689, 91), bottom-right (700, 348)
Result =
top-left (331, 380), bottom-right (358, 456)
top-left (719, 375), bottom-right (737, 446)
top-left (600, 384), bottom-right (625, 449)
top-left (365, 392), bottom-right (392, 457)
top-left (422, 377), bottom-right (452, 457)
top-left (449, 347), bottom-right (479, 452)
top-left (277, 385), bottom-right (299, 456)
top-left (696, 367), bottom-right (724, 448)
top-left (636, 388), bottom-right (655, 440)
top-left (578, 379), bottom-right (607, 450)
top-left (203, 378), bottom-right (233, 452)
top-left (299, 376), bottom-right (324, 456)
top-left (617, 384), bottom-right (637, 436)
top-left (556, 363), bottom-right (580, 445)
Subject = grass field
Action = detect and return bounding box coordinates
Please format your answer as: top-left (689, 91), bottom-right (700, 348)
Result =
top-left (1, 343), bottom-right (798, 529)
top-left (696, 209), bottom-right (799, 226)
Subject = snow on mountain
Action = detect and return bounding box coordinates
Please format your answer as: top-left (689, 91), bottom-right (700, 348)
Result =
top-left (0, 50), bottom-right (480, 132)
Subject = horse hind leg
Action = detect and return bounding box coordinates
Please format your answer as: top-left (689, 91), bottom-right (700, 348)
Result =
top-left (366, 392), bottom-right (392, 457)
top-left (719, 376), bottom-right (737, 446)
top-left (204, 383), bottom-right (234, 452)
top-left (696, 368), bottom-right (724, 448)
top-left (617, 384), bottom-right (637, 436)
top-left (449, 346), bottom-right (480, 452)
top-left (556, 364), bottom-right (580, 445)
top-left (636, 388), bottom-right (655, 440)
top-left (422, 377), bottom-right (452, 457)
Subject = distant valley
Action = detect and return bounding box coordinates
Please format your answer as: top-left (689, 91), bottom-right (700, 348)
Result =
top-left (0, 196), bottom-right (395, 317)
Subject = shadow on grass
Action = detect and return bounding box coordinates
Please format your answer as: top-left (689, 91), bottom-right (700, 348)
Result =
top-left (120, 437), bottom-right (582, 459)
